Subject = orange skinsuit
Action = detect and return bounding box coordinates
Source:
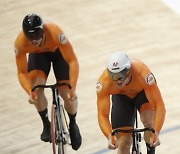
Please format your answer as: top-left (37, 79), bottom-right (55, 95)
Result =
top-left (14, 23), bottom-right (79, 95)
top-left (96, 59), bottom-right (166, 142)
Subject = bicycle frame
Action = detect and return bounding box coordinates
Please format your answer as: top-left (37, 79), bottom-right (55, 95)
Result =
top-left (134, 109), bottom-right (141, 154)
top-left (32, 83), bottom-right (71, 154)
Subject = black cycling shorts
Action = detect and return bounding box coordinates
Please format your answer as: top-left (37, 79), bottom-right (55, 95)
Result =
top-left (111, 90), bottom-right (148, 129)
top-left (28, 49), bottom-right (69, 81)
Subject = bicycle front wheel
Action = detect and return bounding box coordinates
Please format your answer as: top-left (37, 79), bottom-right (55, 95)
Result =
top-left (51, 105), bottom-right (66, 154)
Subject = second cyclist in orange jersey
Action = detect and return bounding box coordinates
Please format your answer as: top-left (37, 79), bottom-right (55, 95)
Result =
top-left (96, 52), bottom-right (166, 154)
top-left (14, 13), bottom-right (81, 150)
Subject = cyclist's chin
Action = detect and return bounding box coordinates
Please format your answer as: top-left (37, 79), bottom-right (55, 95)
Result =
top-left (31, 41), bottom-right (41, 47)
top-left (116, 81), bottom-right (126, 87)
top-left (29, 37), bottom-right (44, 47)
top-left (116, 76), bottom-right (131, 87)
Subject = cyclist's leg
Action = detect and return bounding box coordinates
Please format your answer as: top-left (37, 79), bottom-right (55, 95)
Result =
top-left (58, 80), bottom-right (77, 114)
top-left (28, 52), bottom-right (51, 142)
top-left (134, 90), bottom-right (155, 154)
top-left (111, 94), bottom-right (136, 154)
top-left (52, 49), bottom-right (81, 150)
top-left (29, 71), bottom-right (47, 110)
top-left (51, 49), bottom-right (77, 114)
top-left (139, 105), bottom-right (155, 143)
top-left (116, 133), bottom-right (132, 154)
top-left (139, 105), bottom-right (155, 154)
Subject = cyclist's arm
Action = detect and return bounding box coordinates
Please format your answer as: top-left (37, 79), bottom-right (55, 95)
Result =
top-left (138, 62), bottom-right (166, 133)
top-left (97, 91), bottom-right (112, 139)
top-left (15, 52), bottom-right (32, 95)
top-left (59, 42), bottom-right (79, 90)
top-left (144, 82), bottom-right (166, 133)
top-left (54, 25), bottom-right (79, 91)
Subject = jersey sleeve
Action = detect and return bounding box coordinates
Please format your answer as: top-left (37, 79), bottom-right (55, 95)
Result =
top-left (14, 36), bottom-right (32, 94)
top-left (96, 75), bottom-right (112, 139)
top-left (143, 73), bottom-right (166, 133)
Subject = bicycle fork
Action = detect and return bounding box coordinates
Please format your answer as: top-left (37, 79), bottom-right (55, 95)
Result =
top-left (53, 88), bottom-right (70, 145)
top-left (131, 132), bottom-right (142, 154)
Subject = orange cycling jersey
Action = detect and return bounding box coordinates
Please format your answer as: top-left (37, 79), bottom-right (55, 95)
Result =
top-left (96, 60), bottom-right (166, 139)
top-left (14, 23), bottom-right (79, 94)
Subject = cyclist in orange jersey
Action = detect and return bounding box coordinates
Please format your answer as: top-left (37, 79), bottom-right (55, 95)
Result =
top-left (96, 52), bottom-right (166, 154)
top-left (14, 13), bottom-right (81, 150)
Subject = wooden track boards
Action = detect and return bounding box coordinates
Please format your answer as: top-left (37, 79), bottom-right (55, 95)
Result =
top-left (0, 0), bottom-right (180, 153)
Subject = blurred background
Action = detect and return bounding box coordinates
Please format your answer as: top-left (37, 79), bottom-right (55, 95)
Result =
top-left (0, 0), bottom-right (180, 153)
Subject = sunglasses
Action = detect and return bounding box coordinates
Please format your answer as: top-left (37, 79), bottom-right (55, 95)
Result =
top-left (108, 67), bottom-right (130, 81)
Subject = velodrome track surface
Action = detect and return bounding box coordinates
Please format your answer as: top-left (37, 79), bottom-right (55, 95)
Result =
top-left (0, 0), bottom-right (180, 153)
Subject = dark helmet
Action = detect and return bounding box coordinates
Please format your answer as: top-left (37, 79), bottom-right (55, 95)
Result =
top-left (22, 13), bottom-right (44, 41)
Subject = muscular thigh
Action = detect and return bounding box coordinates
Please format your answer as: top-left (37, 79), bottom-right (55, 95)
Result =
top-left (28, 49), bottom-right (69, 82)
top-left (133, 90), bottom-right (154, 112)
top-left (28, 52), bottom-right (51, 78)
top-left (51, 49), bottom-right (69, 81)
top-left (111, 94), bottom-right (136, 129)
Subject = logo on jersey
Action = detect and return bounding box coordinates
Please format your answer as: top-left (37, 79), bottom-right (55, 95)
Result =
top-left (96, 82), bottom-right (103, 93)
top-left (58, 33), bottom-right (68, 45)
top-left (145, 73), bottom-right (155, 85)
top-left (130, 89), bottom-right (136, 93)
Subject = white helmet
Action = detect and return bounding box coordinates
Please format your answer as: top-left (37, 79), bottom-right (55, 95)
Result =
top-left (107, 52), bottom-right (131, 81)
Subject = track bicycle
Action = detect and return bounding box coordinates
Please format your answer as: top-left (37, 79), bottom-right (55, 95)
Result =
top-left (32, 83), bottom-right (71, 154)
top-left (111, 110), bottom-right (155, 154)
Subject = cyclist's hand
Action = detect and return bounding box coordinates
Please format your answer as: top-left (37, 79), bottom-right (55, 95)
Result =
top-left (28, 90), bottom-right (37, 104)
top-left (108, 134), bottom-right (117, 150)
top-left (68, 88), bottom-right (77, 101)
top-left (151, 131), bottom-right (160, 147)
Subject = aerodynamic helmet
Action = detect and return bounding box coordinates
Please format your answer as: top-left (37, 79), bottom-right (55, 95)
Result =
top-left (22, 13), bottom-right (44, 41)
top-left (107, 52), bottom-right (131, 81)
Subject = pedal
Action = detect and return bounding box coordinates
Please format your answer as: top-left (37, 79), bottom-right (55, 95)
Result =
top-left (62, 132), bottom-right (70, 145)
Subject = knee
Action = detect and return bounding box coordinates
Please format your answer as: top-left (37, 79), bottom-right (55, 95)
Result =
top-left (140, 110), bottom-right (154, 128)
top-left (141, 119), bottom-right (151, 128)
top-left (117, 136), bottom-right (131, 151)
top-left (60, 92), bottom-right (69, 103)
top-left (36, 88), bottom-right (45, 97)
top-left (141, 118), bottom-right (154, 128)
top-left (119, 142), bottom-right (131, 151)
top-left (59, 88), bottom-right (68, 97)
